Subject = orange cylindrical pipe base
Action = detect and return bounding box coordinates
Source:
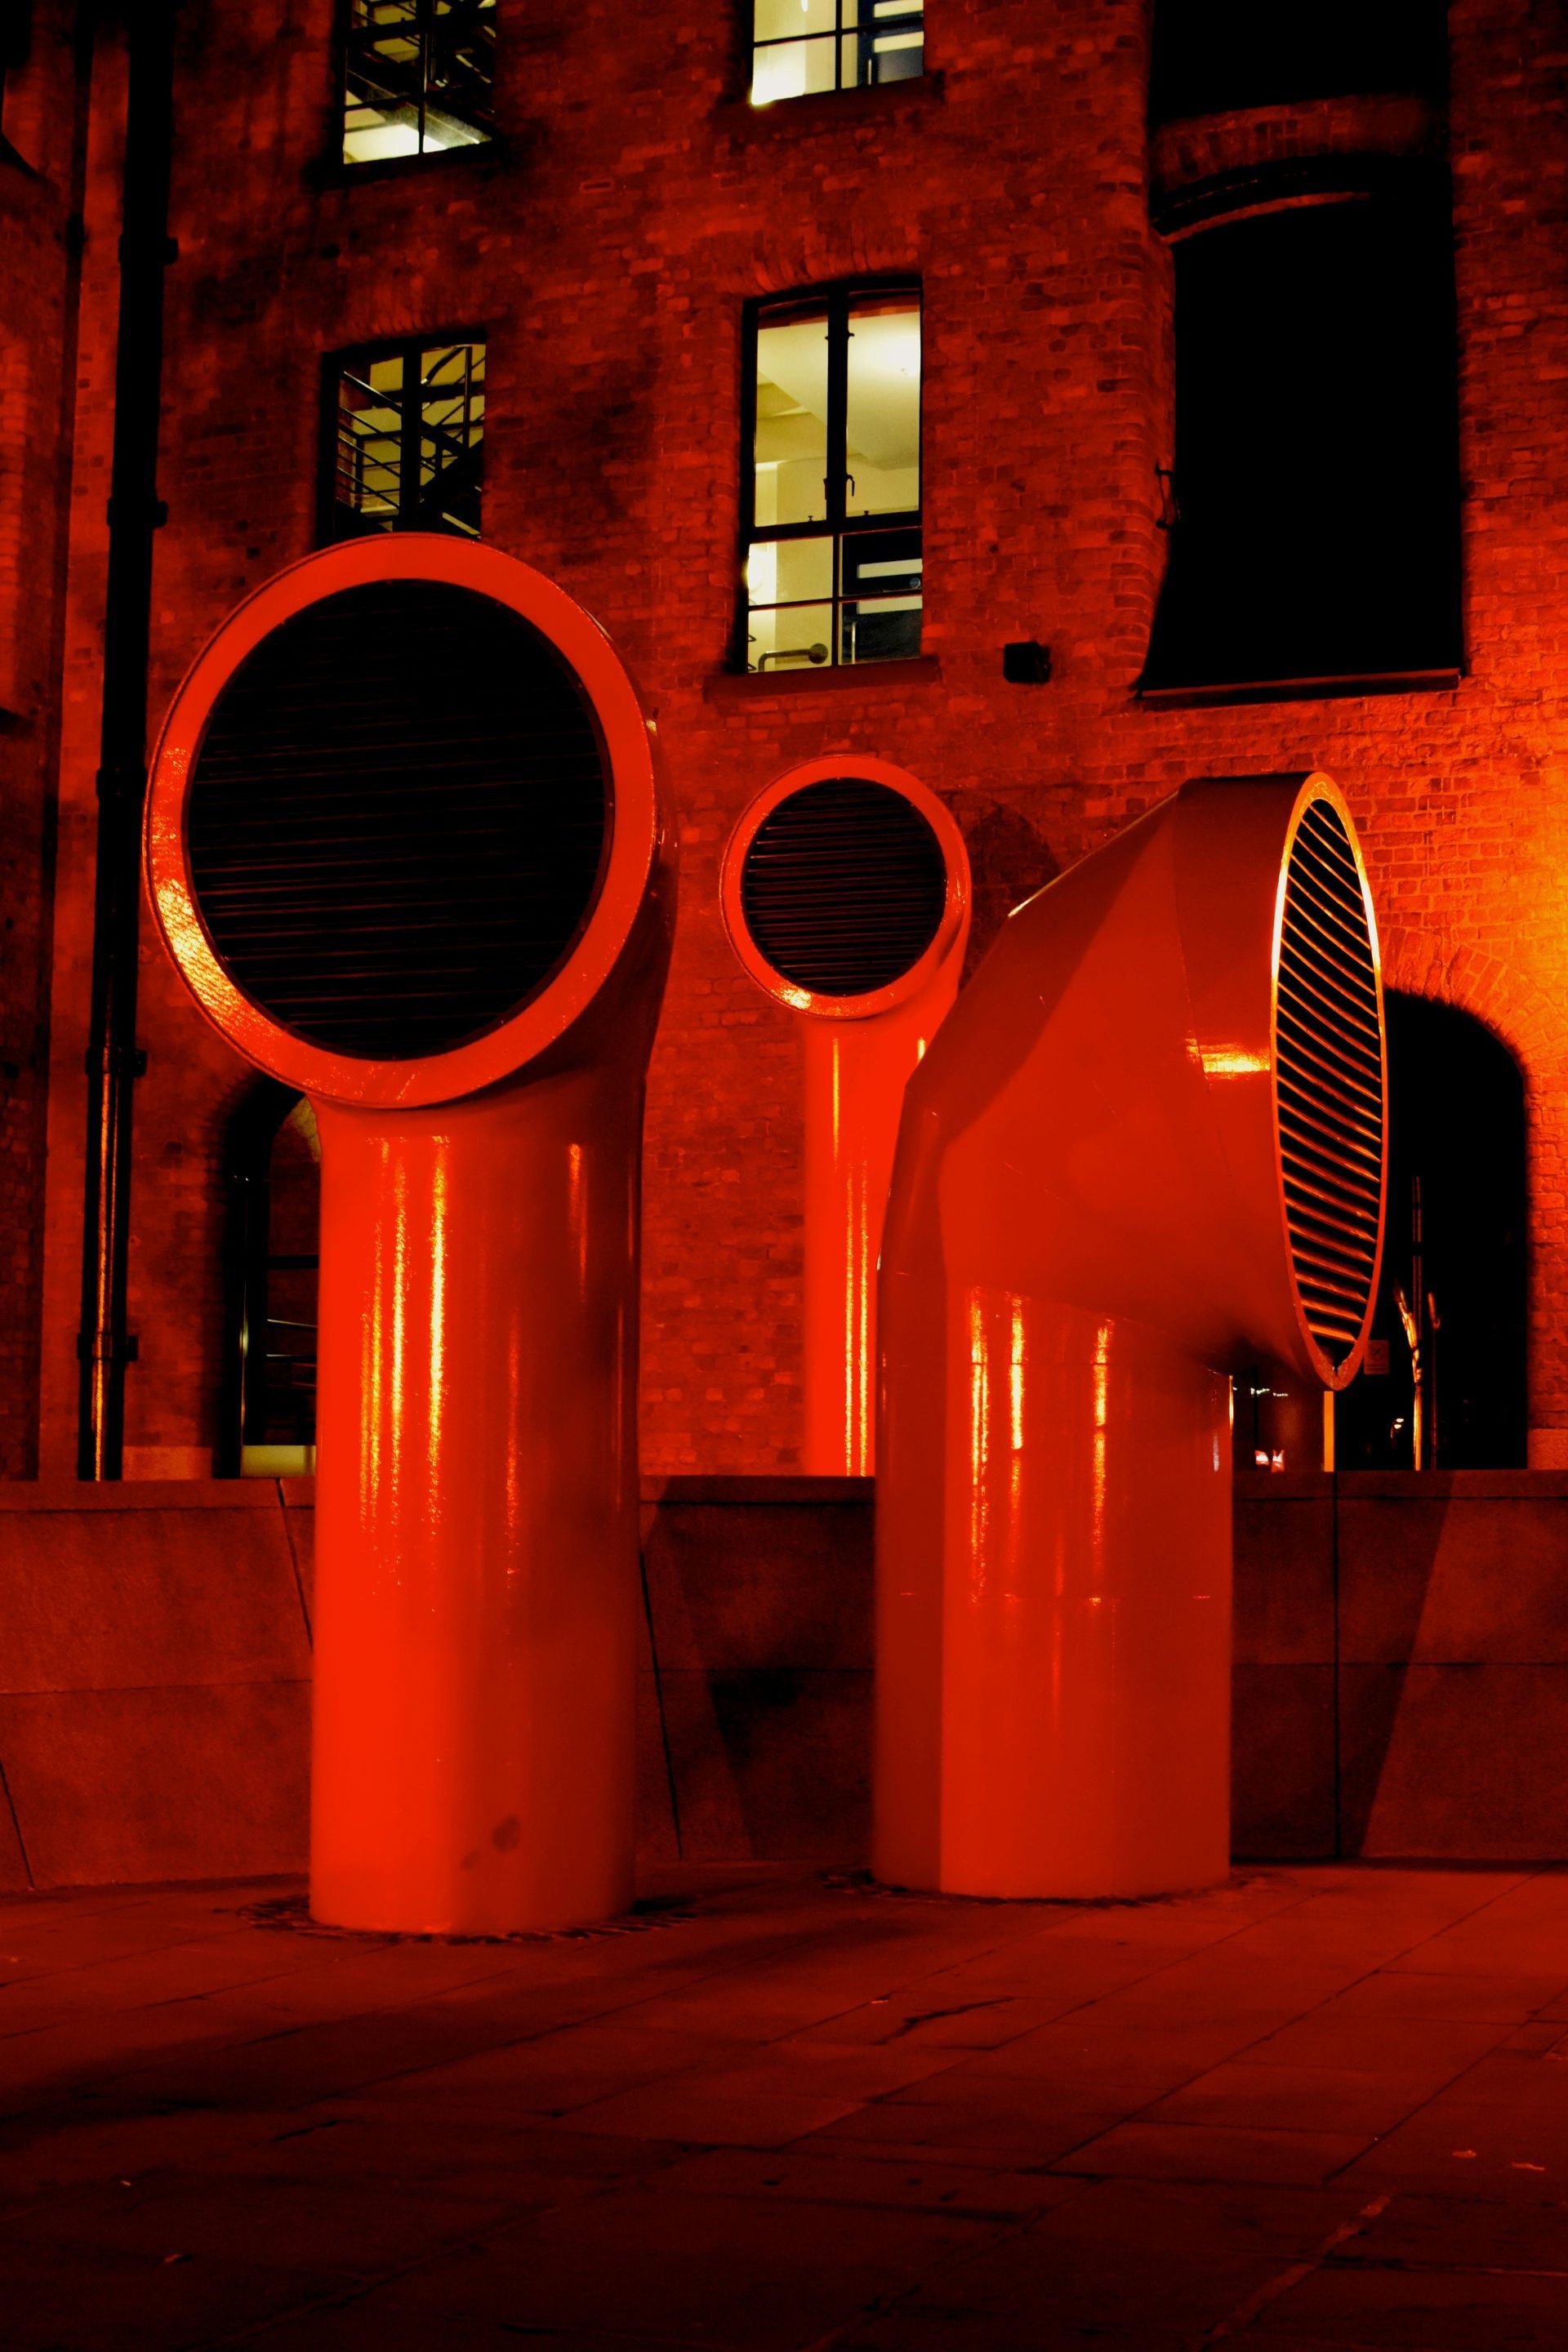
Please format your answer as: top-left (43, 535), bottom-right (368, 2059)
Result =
top-left (309, 1066), bottom-right (642, 1936)
top-left (874, 1288), bottom-right (1232, 1900)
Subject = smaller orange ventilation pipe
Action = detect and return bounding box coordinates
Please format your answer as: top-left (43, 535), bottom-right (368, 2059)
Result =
top-left (145, 537), bottom-right (674, 1935)
top-left (875, 773), bottom-right (1386, 1900)
top-left (721, 760), bottom-right (970, 1474)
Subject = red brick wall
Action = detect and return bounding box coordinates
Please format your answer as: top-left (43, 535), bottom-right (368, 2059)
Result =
top-left (0, 7), bottom-right (87, 1476)
top-left (22, 0), bottom-right (1568, 1475)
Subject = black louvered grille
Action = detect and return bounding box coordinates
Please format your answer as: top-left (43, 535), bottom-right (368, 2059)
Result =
top-left (1274, 799), bottom-right (1385, 1365)
top-left (740, 778), bottom-right (948, 997)
top-left (186, 581), bottom-right (608, 1060)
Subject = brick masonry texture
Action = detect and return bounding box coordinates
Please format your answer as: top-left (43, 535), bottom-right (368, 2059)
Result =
top-left (6, 0), bottom-right (1568, 1473)
top-left (0, 9), bottom-right (87, 1476)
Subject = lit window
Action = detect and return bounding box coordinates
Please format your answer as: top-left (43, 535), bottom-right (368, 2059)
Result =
top-left (342, 0), bottom-right (496, 166)
top-left (325, 337), bottom-right (485, 542)
top-left (742, 288), bottom-right (921, 672)
top-left (751, 0), bottom-right (923, 106)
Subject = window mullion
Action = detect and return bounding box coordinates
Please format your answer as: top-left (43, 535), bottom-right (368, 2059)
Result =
top-left (826, 300), bottom-right (849, 536)
top-left (826, 301), bottom-right (850, 663)
top-left (400, 340), bottom-right (422, 528)
top-left (416, 0), bottom-right (433, 154)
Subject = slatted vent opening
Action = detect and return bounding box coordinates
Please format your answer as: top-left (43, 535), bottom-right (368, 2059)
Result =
top-left (187, 581), bottom-right (607, 1061)
top-left (740, 777), bottom-right (948, 998)
top-left (1274, 798), bottom-right (1385, 1365)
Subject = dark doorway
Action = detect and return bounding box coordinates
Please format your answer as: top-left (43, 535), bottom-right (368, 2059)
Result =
top-left (217, 1082), bottom-right (320, 1476)
top-left (1336, 991), bottom-right (1527, 1469)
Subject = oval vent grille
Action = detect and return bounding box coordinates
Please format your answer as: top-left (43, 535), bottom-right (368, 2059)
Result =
top-left (187, 581), bottom-right (608, 1061)
top-left (740, 777), bottom-right (948, 998)
top-left (1274, 798), bottom-right (1385, 1365)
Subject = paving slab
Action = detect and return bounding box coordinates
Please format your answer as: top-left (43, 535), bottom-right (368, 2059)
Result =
top-left (0, 1863), bottom-right (1563, 2348)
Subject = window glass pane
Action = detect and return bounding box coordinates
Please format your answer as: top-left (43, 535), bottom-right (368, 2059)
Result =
top-left (417, 342), bottom-right (485, 536)
top-left (748, 535), bottom-right (835, 608)
top-left (752, 35), bottom-right (837, 102)
top-left (344, 0), bottom-right (425, 162)
top-left (335, 351), bottom-right (405, 535)
top-left (755, 313), bottom-right (830, 527)
top-left (841, 526), bottom-right (922, 663)
top-left (747, 603), bottom-right (835, 671)
top-left (425, 0), bottom-right (497, 149)
top-left (755, 0), bottom-right (837, 41)
top-left (844, 299), bottom-right (920, 516)
top-left (343, 0), bottom-right (494, 165)
top-left (745, 537), bottom-right (833, 672)
top-left (329, 339), bottom-right (486, 544)
top-left (752, 0), bottom-right (838, 101)
top-left (860, 0), bottom-right (921, 88)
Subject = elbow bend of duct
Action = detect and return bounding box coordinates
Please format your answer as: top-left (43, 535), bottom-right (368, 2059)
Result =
top-left (880, 772), bottom-right (1387, 1393)
top-left (873, 773), bottom-right (1386, 1899)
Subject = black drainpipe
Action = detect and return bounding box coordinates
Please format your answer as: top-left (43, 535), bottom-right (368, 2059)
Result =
top-left (75, 0), bottom-right (176, 1477)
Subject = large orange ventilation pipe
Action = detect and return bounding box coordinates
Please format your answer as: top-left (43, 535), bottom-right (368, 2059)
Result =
top-left (145, 537), bottom-right (674, 1934)
top-left (874, 773), bottom-right (1385, 1900)
top-left (721, 760), bottom-right (969, 1472)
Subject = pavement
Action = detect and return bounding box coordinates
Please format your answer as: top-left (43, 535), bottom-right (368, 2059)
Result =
top-left (2, 1860), bottom-right (1566, 2347)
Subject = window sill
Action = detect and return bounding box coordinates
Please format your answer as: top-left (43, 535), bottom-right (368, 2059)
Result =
top-left (308, 133), bottom-right (509, 193)
top-left (715, 74), bottom-right (943, 142)
top-left (705, 655), bottom-right (941, 703)
top-left (1135, 666), bottom-right (1462, 710)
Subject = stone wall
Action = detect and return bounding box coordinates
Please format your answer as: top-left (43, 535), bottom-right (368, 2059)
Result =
top-left (3, 1472), bottom-right (1566, 1890)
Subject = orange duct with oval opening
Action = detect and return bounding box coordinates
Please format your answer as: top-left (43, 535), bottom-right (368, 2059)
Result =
top-left (721, 759), bottom-right (969, 1473)
top-left (145, 536), bottom-right (674, 1934)
top-left (874, 773), bottom-right (1386, 1899)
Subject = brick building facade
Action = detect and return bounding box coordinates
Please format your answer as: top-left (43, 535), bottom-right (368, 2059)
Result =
top-left (3, 0), bottom-right (1566, 1481)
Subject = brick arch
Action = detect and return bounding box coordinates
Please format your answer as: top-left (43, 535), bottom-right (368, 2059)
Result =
top-left (740, 243), bottom-right (921, 299)
top-left (1379, 922), bottom-right (1568, 1447)
top-left (1377, 924), bottom-right (1566, 1093)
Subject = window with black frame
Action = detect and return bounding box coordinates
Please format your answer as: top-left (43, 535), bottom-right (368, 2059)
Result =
top-left (1140, 184), bottom-right (1461, 696)
top-left (751, 0), bottom-right (923, 105)
top-left (742, 288), bottom-right (921, 673)
top-left (324, 336), bottom-right (485, 542)
top-left (218, 1086), bottom-right (321, 1480)
top-left (341, 0), bottom-right (496, 165)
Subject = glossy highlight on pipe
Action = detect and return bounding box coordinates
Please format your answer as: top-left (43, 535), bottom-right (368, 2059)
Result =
top-left (874, 772), bottom-right (1386, 1901)
top-left (144, 534), bottom-right (674, 1936)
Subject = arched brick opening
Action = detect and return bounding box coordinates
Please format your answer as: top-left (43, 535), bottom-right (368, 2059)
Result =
top-left (1376, 926), bottom-right (1568, 1460)
top-left (1337, 988), bottom-right (1526, 1468)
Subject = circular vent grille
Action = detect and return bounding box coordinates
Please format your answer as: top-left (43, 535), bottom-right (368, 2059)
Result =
top-left (1274, 798), bottom-right (1386, 1366)
top-left (739, 777), bottom-right (948, 998)
top-left (186, 581), bottom-right (608, 1061)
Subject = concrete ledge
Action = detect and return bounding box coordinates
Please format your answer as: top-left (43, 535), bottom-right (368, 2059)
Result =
top-left (0, 1479), bottom-right (311, 1889)
top-left (2, 1468), bottom-right (1566, 1882)
top-left (1239, 1469), bottom-right (1568, 1499)
top-left (0, 1477), bottom-right (289, 1510)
